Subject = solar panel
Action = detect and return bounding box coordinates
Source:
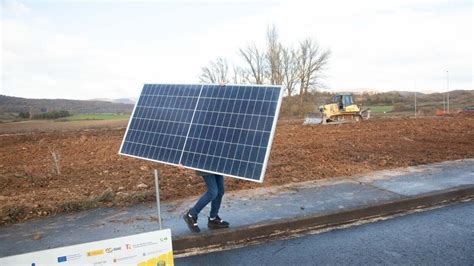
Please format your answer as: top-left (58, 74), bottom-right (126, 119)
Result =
top-left (119, 84), bottom-right (283, 182)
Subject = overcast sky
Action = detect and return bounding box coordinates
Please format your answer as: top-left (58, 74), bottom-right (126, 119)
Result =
top-left (1, 0), bottom-right (472, 100)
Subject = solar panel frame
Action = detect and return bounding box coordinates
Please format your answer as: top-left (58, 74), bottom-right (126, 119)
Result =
top-left (119, 83), bottom-right (283, 183)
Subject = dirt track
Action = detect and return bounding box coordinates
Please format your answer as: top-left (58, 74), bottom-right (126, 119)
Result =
top-left (1, 117), bottom-right (473, 225)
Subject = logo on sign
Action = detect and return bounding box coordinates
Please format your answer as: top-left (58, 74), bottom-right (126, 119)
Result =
top-left (87, 249), bottom-right (105, 257)
top-left (106, 247), bottom-right (122, 253)
top-left (57, 256), bottom-right (67, 263)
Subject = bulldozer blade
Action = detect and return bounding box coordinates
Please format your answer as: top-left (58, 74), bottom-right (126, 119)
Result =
top-left (361, 108), bottom-right (371, 120)
top-left (303, 117), bottom-right (323, 125)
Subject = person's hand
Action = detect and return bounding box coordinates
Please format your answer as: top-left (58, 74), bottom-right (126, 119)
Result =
top-left (177, 164), bottom-right (186, 174)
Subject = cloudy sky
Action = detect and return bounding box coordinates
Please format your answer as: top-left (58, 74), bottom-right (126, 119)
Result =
top-left (1, 0), bottom-right (472, 100)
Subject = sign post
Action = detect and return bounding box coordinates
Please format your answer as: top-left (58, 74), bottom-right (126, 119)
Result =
top-left (154, 169), bottom-right (162, 230)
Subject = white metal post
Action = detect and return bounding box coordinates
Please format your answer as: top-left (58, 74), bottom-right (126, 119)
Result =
top-left (442, 75), bottom-right (446, 113)
top-left (414, 80), bottom-right (417, 118)
top-left (447, 70), bottom-right (449, 113)
top-left (154, 169), bottom-right (162, 230)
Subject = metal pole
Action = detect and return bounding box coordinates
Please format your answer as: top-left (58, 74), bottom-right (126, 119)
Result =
top-left (447, 70), bottom-right (449, 113)
top-left (442, 76), bottom-right (445, 113)
top-left (443, 91), bottom-right (445, 113)
top-left (154, 169), bottom-right (162, 230)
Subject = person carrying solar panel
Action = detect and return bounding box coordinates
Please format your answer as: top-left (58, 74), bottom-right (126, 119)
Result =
top-left (181, 166), bottom-right (230, 233)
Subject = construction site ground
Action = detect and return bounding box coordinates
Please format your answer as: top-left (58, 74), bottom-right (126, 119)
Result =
top-left (1, 116), bottom-right (473, 226)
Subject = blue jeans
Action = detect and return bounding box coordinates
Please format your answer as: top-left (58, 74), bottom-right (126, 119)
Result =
top-left (190, 174), bottom-right (224, 219)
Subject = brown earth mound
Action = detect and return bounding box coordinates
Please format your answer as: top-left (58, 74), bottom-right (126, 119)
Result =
top-left (1, 117), bottom-right (473, 226)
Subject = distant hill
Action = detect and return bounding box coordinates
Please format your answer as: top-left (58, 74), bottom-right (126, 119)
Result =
top-left (355, 90), bottom-right (474, 106)
top-left (385, 91), bottom-right (426, 97)
top-left (0, 95), bottom-right (134, 115)
top-left (2, 90), bottom-right (472, 119)
top-left (90, 98), bottom-right (137, 104)
top-left (280, 89), bottom-right (473, 116)
top-left (113, 98), bottom-right (137, 104)
top-left (414, 90), bottom-right (474, 105)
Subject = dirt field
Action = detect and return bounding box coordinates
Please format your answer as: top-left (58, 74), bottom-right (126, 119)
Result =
top-left (1, 116), bottom-right (473, 226)
top-left (0, 119), bottom-right (128, 135)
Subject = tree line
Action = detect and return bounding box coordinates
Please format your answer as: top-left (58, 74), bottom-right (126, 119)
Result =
top-left (16, 110), bottom-right (72, 120)
top-left (199, 25), bottom-right (331, 114)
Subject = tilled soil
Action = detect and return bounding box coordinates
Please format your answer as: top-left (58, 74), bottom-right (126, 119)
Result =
top-left (1, 117), bottom-right (473, 226)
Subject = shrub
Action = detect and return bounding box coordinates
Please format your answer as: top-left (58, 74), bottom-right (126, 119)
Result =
top-left (392, 103), bottom-right (411, 112)
top-left (32, 110), bottom-right (71, 120)
top-left (18, 111), bottom-right (30, 119)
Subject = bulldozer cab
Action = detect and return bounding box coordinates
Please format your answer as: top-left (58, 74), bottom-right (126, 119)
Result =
top-left (332, 94), bottom-right (353, 110)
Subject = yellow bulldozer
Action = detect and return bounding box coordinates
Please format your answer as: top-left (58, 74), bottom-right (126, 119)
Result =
top-left (319, 94), bottom-right (370, 124)
top-left (303, 94), bottom-right (370, 125)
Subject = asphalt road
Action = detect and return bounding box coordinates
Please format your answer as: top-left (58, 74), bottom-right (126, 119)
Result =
top-left (177, 201), bottom-right (474, 265)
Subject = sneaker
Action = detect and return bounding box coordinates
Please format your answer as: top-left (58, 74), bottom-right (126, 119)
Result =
top-left (183, 210), bottom-right (200, 233)
top-left (208, 215), bottom-right (230, 229)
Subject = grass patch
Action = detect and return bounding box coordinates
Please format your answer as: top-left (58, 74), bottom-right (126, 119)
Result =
top-left (56, 113), bottom-right (130, 122)
top-left (367, 105), bottom-right (394, 113)
top-left (0, 119), bottom-right (25, 123)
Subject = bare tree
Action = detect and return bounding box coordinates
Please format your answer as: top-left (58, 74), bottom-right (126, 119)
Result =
top-left (266, 25), bottom-right (284, 85)
top-left (296, 38), bottom-right (331, 103)
top-left (231, 65), bottom-right (248, 84)
top-left (199, 25), bottom-right (331, 116)
top-left (199, 57), bottom-right (230, 83)
top-left (281, 47), bottom-right (299, 96)
top-left (239, 44), bottom-right (266, 84)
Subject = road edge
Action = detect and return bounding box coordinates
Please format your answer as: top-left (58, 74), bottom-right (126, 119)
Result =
top-left (173, 185), bottom-right (474, 256)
